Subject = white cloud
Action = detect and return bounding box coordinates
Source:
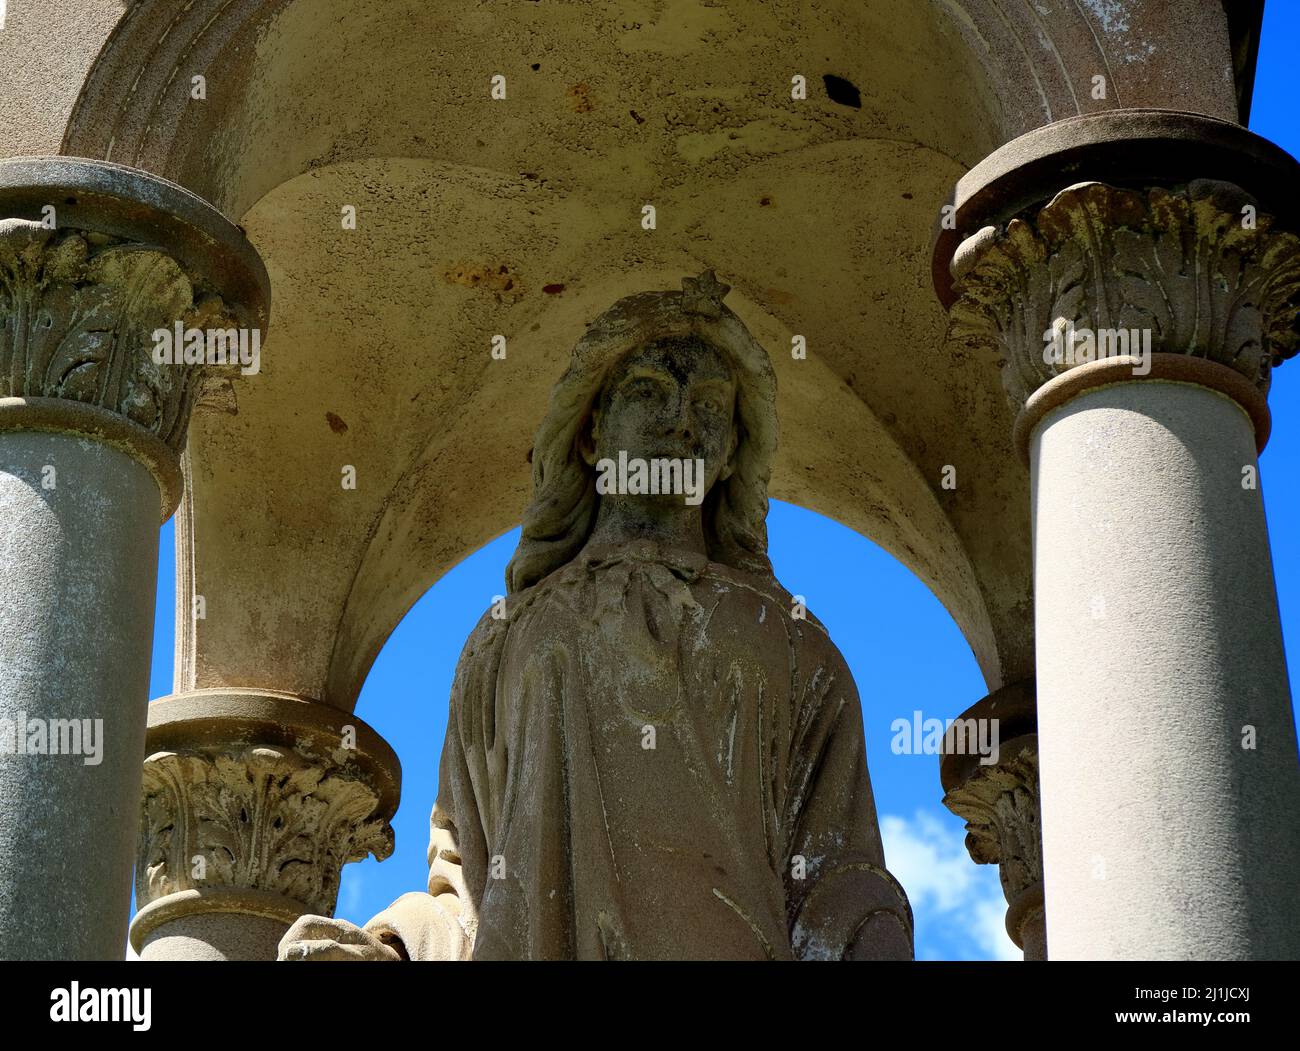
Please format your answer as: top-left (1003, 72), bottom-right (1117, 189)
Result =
top-left (970, 894), bottom-right (1022, 962)
top-left (338, 867), bottom-right (364, 918)
top-left (881, 810), bottom-right (1021, 961)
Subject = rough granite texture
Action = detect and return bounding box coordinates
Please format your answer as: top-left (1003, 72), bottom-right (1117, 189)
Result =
top-left (0, 434), bottom-right (159, 959)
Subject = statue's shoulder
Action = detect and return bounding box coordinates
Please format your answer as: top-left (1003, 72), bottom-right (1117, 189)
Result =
top-left (703, 561), bottom-right (833, 634)
top-left (451, 603), bottom-right (512, 684)
top-left (454, 564), bottom-right (582, 664)
top-left (707, 561), bottom-right (857, 679)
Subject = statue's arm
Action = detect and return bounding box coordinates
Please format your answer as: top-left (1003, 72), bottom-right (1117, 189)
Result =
top-left (279, 613), bottom-right (501, 962)
top-left (364, 613), bottom-right (504, 960)
top-left (278, 797), bottom-right (475, 960)
top-left (279, 750), bottom-right (478, 960)
top-left (783, 646), bottom-right (914, 961)
top-left (358, 827), bottom-right (475, 962)
top-left (358, 781), bottom-right (479, 961)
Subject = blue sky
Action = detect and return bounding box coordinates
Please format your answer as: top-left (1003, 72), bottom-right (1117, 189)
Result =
top-left (142, 2), bottom-right (1300, 961)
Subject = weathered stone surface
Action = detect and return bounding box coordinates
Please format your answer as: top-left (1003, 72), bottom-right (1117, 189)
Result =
top-left (949, 180), bottom-right (1300, 410)
top-left (0, 156), bottom-right (272, 519)
top-left (129, 690), bottom-right (400, 960)
top-left (47, 0), bottom-right (1235, 711)
top-left (0, 0), bottom-right (1290, 968)
top-left (1031, 379), bottom-right (1300, 960)
top-left (940, 681), bottom-right (1044, 959)
top-left (0, 157), bottom-right (269, 960)
top-left (944, 739), bottom-right (1043, 957)
top-left (138, 746), bottom-right (393, 918)
top-left (0, 431), bottom-right (159, 961)
top-left (0, 219), bottom-right (239, 448)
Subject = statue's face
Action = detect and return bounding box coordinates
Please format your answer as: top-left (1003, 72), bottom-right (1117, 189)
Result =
top-left (587, 335), bottom-right (738, 501)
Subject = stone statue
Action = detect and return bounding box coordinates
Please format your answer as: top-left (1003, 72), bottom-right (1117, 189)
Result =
top-left (278, 273), bottom-right (913, 960)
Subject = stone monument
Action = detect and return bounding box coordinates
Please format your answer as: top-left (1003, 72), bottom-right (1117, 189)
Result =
top-left (277, 273), bottom-right (913, 960)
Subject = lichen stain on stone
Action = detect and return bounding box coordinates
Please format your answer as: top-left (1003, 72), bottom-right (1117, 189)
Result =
top-left (567, 83), bottom-right (594, 113)
top-left (1081, 0), bottom-right (1129, 35)
top-left (441, 262), bottom-right (523, 298)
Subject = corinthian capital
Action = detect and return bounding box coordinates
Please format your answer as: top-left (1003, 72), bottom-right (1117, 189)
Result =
top-left (948, 180), bottom-right (1300, 411)
top-left (138, 745), bottom-right (394, 919)
top-left (0, 157), bottom-right (269, 519)
top-left (940, 680), bottom-right (1045, 958)
top-left (0, 220), bottom-right (244, 448)
top-left (943, 742), bottom-right (1041, 904)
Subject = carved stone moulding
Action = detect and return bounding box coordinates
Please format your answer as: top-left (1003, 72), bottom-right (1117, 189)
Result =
top-left (932, 109), bottom-right (1300, 308)
top-left (0, 157), bottom-right (269, 520)
top-left (1009, 350), bottom-right (1275, 464)
top-left (129, 690), bottom-right (401, 954)
top-left (940, 679), bottom-right (1044, 956)
top-left (932, 111), bottom-right (1300, 464)
top-left (950, 177), bottom-right (1300, 442)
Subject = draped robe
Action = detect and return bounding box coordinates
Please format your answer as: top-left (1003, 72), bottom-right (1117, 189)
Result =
top-left (366, 539), bottom-right (912, 960)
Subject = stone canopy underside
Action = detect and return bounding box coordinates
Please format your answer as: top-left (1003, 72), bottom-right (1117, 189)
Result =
top-left (0, 0), bottom-right (1250, 711)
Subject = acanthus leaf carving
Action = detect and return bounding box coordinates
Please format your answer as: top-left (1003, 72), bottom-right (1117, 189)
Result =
top-left (948, 181), bottom-right (1300, 410)
top-left (138, 746), bottom-right (394, 917)
top-left (0, 218), bottom-right (245, 448)
top-left (941, 746), bottom-right (1041, 906)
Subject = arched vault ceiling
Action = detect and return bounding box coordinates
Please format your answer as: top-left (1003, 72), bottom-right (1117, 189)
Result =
top-left (182, 145), bottom-right (1023, 709)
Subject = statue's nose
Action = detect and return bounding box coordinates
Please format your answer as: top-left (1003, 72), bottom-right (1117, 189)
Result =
top-left (661, 393), bottom-right (694, 439)
top-left (669, 404), bottom-right (695, 443)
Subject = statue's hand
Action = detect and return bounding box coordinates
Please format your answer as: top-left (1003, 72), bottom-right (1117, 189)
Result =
top-left (277, 914), bottom-right (404, 961)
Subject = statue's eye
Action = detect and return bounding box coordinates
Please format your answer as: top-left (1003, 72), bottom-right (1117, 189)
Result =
top-left (628, 377), bottom-right (661, 399)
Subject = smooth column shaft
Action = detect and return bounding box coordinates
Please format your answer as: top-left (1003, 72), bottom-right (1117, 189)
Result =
top-left (139, 913), bottom-right (292, 961)
top-left (0, 432), bottom-right (159, 959)
top-left (1031, 379), bottom-right (1300, 960)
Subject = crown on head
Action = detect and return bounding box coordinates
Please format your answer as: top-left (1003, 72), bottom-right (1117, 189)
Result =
top-left (681, 270), bottom-right (731, 319)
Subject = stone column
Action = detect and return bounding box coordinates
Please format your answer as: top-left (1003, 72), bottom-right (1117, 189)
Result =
top-left (0, 157), bottom-right (267, 959)
top-left (130, 690), bottom-right (401, 961)
top-left (940, 679), bottom-right (1045, 960)
top-left (949, 175), bottom-right (1300, 960)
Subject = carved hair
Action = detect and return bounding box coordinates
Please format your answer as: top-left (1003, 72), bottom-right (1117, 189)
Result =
top-left (505, 279), bottom-right (778, 593)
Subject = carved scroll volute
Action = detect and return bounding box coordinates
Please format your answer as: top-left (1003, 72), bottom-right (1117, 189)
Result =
top-left (948, 180), bottom-right (1300, 411)
top-left (138, 747), bottom-right (395, 918)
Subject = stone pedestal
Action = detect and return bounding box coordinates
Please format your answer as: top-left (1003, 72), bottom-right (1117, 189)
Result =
top-left (130, 690), bottom-right (401, 961)
top-left (943, 115), bottom-right (1300, 960)
top-left (0, 158), bottom-right (267, 960)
